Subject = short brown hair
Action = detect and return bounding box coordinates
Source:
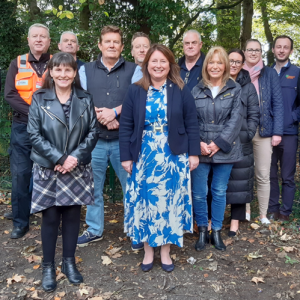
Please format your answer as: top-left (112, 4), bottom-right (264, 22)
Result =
top-left (202, 46), bottom-right (230, 89)
top-left (136, 44), bottom-right (184, 91)
top-left (99, 25), bottom-right (123, 44)
top-left (131, 32), bottom-right (151, 49)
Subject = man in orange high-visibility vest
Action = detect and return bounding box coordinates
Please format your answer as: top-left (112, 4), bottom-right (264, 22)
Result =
top-left (4, 23), bottom-right (51, 239)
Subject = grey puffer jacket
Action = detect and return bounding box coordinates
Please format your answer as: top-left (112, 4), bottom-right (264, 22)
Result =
top-left (191, 78), bottom-right (243, 163)
top-left (226, 69), bottom-right (259, 204)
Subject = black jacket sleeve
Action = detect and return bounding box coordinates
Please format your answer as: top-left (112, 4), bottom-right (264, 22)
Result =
top-left (214, 86), bottom-right (243, 153)
top-left (70, 97), bottom-right (99, 163)
top-left (4, 59), bottom-right (30, 116)
top-left (246, 83), bottom-right (260, 141)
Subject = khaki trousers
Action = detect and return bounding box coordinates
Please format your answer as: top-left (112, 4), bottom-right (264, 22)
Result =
top-left (250, 130), bottom-right (273, 216)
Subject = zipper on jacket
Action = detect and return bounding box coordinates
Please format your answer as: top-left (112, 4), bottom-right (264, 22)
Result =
top-left (78, 115), bottom-right (83, 146)
top-left (117, 75), bottom-right (120, 88)
top-left (41, 106), bottom-right (69, 153)
top-left (259, 79), bottom-right (264, 133)
top-left (41, 106), bottom-right (54, 120)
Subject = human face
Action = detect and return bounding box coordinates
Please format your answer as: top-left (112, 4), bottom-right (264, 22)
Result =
top-left (272, 38), bottom-right (293, 63)
top-left (27, 27), bottom-right (51, 55)
top-left (58, 33), bottom-right (79, 56)
top-left (50, 64), bottom-right (76, 90)
top-left (229, 52), bottom-right (244, 79)
top-left (147, 50), bottom-right (170, 84)
top-left (207, 53), bottom-right (225, 81)
top-left (98, 32), bottom-right (124, 60)
top-left (244, 41), bottom-right (262, 67)
top-left (131, 37), bottom-right (150, 65)
top-left (183, 32), bottom-right (203, 60)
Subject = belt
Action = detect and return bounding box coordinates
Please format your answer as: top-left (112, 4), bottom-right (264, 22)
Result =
top-left (144, 124), bottom-right (168, 133)
top-left (199, 123), bottom-right (224, 132)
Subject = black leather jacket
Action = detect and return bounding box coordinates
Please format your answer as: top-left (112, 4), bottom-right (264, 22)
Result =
top-left (27, 87), bottom-right (99, 169)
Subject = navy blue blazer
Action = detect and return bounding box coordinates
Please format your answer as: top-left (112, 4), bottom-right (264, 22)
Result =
top-left (119, 79), bottom-right (201, 162)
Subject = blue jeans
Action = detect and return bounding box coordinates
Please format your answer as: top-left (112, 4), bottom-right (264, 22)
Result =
top-left (85, 139), bottom-right (128, 236)
top-left (191, 163), bottom-right (233, 230)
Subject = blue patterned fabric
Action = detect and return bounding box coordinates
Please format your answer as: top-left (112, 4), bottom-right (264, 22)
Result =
top-left (124, 83), bottom-right (193, 247)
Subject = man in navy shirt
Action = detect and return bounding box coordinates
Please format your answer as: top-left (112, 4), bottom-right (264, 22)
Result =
top-left (268, 35), bottom-right (300, 221)
top-left (58, 31), bottom-right (85, 68)
top-left (178, 30), bottom-right (205, 91)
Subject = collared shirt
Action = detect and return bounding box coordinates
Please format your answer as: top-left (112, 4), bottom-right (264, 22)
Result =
top-left (179, 52), bottom-right (205, 91)
top-left (274, 61), bottom-right (289, 76)
top-left (79, 58), bottom-right (141, 90)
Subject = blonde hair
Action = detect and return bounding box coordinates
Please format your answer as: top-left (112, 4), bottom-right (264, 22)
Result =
top-left (202, 46), bottom-right (230, 89)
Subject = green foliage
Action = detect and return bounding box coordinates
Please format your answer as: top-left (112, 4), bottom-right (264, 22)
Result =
top-left (0, 1), bottom-right (27, 69)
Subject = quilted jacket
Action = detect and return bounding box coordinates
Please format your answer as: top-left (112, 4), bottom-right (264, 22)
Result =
top-left (258, 66), bottom-right (283, 137)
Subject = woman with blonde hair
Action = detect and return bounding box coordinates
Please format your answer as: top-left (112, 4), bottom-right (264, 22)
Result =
top-left (191, 46), bottom-right (243, 251)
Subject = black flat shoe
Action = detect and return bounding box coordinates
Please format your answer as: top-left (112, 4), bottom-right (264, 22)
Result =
top-left (10, 226), bottom-right (29, 239)
top-left (42, 261), bottom-right (57, 292)
top-left (195, 226), bottom-right (209, 251)
top-left (211, 229), bottom-right (226, 251)
top-left (62, 257), bottom-right (83, 284)
top-left (228, 231), bottom-right (236, 237)
top-left (161, 261), bottom-right (174, 272)
top-left (141, 253), bottom-right (155, 272)
top-left (3, 211), bottom-right (13, 220)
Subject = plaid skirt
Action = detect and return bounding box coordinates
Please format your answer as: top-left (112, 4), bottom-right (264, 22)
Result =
top-left (31, 163), bottom-right (94, 213)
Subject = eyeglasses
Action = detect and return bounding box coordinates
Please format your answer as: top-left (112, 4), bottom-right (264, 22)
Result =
top-left (229, 60), bottom-right (243, 66)
top-left (184, 72), bottom-right (190, 84)
top-left (246, 49), bottom-right (262, 54)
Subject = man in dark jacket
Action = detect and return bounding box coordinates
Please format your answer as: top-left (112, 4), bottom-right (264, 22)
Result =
top-left (58, 31), bottom-right (84, 68)
top-left (268, 35), bottom-right (300, 221)
top-left (178, 30), bottom-right (205, 91)
top-left (4, 23), bottom-right (51, 238)
top-left (77, 25), bottom-right (142, 250)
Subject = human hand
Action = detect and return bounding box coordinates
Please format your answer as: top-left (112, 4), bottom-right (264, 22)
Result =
top-left (54, 164), bottom-right (67, 173)
top-left (98, 107), bottom-right (116, 125)
top-left (106, 119), bottom-right (119, 130)
top-left (272, 135), bottom-right (282, 146)
top-left (200, 142), bottom-right (210, 156)
top-left (189, 155), bottom-right (199, 171)
top-left (122, 160), bottom-right (133, 174)
top-left (61, 156), bottom-right (78, 174)
top-left (207, 142), bottom-right (220, 157)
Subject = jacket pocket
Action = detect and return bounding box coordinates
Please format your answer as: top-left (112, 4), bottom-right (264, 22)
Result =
top-left (220, 96), bottom-right (233, 109)
top-left (178, 127), bottom-right (186, 134)
top-left (195, 99), bottom-right (206, 108)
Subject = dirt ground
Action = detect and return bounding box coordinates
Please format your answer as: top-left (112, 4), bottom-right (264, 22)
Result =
top-left (0, 198), bottom-right (299, 300)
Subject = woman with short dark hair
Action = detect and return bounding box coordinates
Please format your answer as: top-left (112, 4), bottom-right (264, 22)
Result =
top-left (119, 44), bottom-right (200, 272)
top-left (27, 52), bottom-right (98, 292)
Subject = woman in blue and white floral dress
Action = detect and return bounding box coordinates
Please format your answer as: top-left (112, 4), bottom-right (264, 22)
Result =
top-left (119, 44), bottom-right (200, 272)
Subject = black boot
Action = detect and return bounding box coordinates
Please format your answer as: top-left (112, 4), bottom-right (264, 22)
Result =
top-left (211, 229), bottom-right (226, 251)
top-left (195, 226), bottom-right (209, 251)
top-left (62, 257), bottom-right (83, 284)
top-left (42, 261), bottom-right (57, 292)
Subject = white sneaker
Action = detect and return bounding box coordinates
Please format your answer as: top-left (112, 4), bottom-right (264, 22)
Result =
top-left (260, 217), bottom-right (270, 224)
top-left (246, 212), bottom-right (251, 221)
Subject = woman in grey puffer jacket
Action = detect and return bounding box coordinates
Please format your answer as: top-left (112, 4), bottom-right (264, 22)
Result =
top-left (191, 46), bottom-right (243, 252)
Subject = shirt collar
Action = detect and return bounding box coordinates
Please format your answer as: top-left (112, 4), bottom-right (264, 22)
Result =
top-left (101, 56), bottom-right (120, 71)
top-left (273, 61), bottom-right (289, 75)
top-left (28, 51), bottom-right (51, 63)
top-left (149, 80), bottom-right (167, 92)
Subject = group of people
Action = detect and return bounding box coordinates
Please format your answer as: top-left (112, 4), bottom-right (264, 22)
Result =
top-left (4, 22), bottom-right (300, 292)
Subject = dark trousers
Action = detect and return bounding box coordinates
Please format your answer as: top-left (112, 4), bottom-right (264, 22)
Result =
top-left (9, 122), bottom-right (33, 228)
top-left (41, 205), bottom-right (81, 263)
top-left (269, 135), bottom-right (298, 216)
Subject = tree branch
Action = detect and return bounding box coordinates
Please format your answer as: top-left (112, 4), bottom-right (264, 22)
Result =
top-left (169, 0), bottom-right (244, 50)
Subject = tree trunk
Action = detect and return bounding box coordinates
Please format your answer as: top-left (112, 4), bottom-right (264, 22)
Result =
top-left (80, 4), bottom-right (91, 31)
top-left (261, 3), bottom-right (274, 65)
top-left (27, 0), bottom-right (40, 21)
top-left (240, 0), bottom-right (253, 50)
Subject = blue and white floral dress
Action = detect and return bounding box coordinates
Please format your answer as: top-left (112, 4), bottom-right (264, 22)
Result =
top-left (124, 83), bottom-right (193, 247)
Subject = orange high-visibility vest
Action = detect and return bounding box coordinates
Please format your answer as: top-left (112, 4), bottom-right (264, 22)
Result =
top-left (15, 54), bottom-right (51, 105)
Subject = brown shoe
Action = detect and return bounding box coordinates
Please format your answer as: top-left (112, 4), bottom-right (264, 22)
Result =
top-left (267, 211), bottom-right (279, 221)
top-left (278, 214), bottom-right (290, 222)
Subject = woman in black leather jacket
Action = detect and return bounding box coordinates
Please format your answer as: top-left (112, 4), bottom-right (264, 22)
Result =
top-left (27, 52), bottom-right (98, 292)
